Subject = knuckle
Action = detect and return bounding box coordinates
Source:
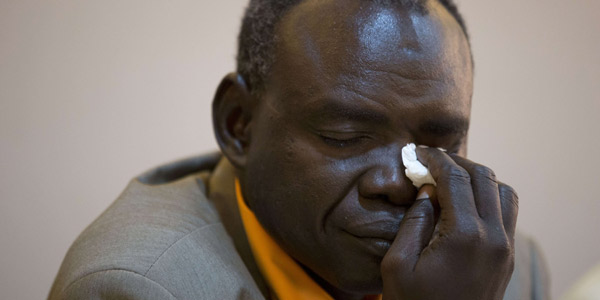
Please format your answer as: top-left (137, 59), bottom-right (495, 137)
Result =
top-left (499, 184), bottom-right (519, 208)
top-left (473, 164), bottom-right (497, 184)
top-left (456, 223), bottom-right (485, 245)
top-left (443, 166), bottom-right (471, 185)
top-left (487, 235), bottom-right (513, 259)
top-left (506, 253), bottom-right (516, 273)
top-left (499, 183), bottom-right (518, 199)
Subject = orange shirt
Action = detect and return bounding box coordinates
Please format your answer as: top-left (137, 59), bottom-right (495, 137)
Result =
top-left (235, 179), bottom-right (381, 300)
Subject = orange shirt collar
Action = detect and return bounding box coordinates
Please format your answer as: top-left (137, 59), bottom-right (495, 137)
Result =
top-left (235, 179), bottom-right (381, 300)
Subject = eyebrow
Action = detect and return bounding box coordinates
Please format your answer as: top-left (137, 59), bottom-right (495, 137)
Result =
top-left (418, 117), bottom-right (470, 137)
top-left (311, 101), bottom-right (390, 125)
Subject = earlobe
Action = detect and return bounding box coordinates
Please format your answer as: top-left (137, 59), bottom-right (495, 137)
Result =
top-left (212, 73), bottom-right (255, 169)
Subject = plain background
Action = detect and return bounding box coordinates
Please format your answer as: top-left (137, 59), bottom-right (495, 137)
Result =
top-left (1, 0), bottom-right (598, 299)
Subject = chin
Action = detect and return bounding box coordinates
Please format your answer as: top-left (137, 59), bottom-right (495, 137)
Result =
top-left (302, 255), bottom-right (383, 296)
top-left (320, 262), bottom-right (383, 296)
top-left (335, 274), bottom-right (383, 295)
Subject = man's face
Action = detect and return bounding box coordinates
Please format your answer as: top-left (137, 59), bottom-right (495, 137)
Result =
top-left (240, 0), bottom-right (473, 295)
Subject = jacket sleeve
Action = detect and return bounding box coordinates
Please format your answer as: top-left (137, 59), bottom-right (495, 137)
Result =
top-left (504, 233), bottom-right (552, 300)
top-left (529, 238), bottom-right (551, 300)
top-left (55, 269), bottom-right (177, 300)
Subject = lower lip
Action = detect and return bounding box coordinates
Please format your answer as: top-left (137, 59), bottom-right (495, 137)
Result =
top-left (347, 234), bottom-right (393, 257)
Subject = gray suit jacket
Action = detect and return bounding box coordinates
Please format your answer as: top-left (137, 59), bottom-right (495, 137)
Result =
top-left (49, 153), bottom-right (550, 299)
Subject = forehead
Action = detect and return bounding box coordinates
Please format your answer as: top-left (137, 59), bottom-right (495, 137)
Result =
top-left (264, 0), bottom-right (472, 118)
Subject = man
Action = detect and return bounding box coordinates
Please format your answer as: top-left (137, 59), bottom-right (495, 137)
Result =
top-left (49, 0), bottom-right (549, 299)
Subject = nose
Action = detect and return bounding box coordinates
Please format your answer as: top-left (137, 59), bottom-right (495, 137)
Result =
top-left (357, 154), bottom-right (417, 206)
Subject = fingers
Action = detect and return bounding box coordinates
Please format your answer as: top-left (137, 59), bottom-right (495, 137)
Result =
top-left (419, 184), bottom-right (440, 221)
top-left (414, 147), bottom-right (518, 246)
top-left (450, 155), bottom-right (502, 226)
top-left (451, 154), bottom-right (518, 243)
top-left (415, 147), bottom-right (478, 225)
top-left (498, 181), bottom-right (519, 242)
top-left (386, 195), bottom-right (436, 271)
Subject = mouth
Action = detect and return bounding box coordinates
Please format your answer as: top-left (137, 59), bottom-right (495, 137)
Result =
top-left (343, 217), bottom-right (401, 241)
top-left (340, 215), bottom-right (402, 257)
top-left (343, 230), bottom-right (394, 257)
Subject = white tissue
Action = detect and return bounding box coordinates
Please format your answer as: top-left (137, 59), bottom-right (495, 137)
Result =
top-left (402, 143), bottom-right (436, 188)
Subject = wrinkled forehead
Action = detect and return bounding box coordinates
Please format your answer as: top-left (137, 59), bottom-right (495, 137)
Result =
top-left (271, 0), bottom-right (472, 88)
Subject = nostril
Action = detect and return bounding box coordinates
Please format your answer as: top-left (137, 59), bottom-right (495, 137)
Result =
top-left (380, 194), bottom-right (389, 202)
top-left (360, 192), bottom-right (389, 202)
top-left (357, 166), bottom-right (416, 206)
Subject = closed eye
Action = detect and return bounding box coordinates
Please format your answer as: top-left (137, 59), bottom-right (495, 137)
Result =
top-left (318, 133), bottom-right (368, 148)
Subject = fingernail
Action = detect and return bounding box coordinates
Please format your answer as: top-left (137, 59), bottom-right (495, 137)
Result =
top-left (416, 190), bottom-right (430, 200)
top-left (416, 184), bottom-right (435, 200)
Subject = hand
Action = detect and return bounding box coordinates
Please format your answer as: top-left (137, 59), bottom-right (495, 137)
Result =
top-left (381, 148), bottom-right (518, 300)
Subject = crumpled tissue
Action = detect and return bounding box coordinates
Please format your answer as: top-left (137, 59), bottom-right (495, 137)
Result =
top-left (401, 143), bottom-right (438, 188)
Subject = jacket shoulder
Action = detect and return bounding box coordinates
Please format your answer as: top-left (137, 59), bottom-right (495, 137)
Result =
top-left (49, 153), bottom-right (263, 300)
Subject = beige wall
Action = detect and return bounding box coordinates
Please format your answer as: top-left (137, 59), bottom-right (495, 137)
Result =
top-left (0, 0), bottom-right (598, 299)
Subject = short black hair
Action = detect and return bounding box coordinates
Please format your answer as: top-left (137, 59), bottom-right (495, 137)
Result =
top-left (237, 0), bottom-right (470, 97)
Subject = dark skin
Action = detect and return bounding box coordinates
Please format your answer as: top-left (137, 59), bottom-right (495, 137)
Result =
top-left (213, 0), bottom-right (517, 299)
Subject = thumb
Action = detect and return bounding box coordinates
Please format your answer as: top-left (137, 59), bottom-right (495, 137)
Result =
top-left (388, 186), bottom-right (436, 271)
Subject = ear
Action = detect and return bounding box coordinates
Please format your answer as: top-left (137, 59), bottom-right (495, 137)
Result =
top-left (212, 73), bottom-right (255, 169)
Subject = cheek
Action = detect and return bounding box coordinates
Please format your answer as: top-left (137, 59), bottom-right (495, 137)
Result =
top-left (244, 127), bottom-right (358, 240)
